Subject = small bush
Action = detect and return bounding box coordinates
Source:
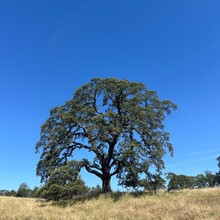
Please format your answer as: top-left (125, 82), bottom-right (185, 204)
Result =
top-left (37, 162), bottom-right (89, 201)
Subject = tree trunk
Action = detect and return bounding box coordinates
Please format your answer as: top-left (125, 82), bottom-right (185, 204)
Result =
top-left (102, 176), bottom-right (112, 193)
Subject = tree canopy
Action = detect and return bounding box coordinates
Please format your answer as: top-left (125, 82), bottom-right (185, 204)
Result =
top-left (16, 183), bottom-right (32, 198)
top-left (36, 78), bottom-right (177, 192)
top-left (37, 161), bottom-right (88, 201)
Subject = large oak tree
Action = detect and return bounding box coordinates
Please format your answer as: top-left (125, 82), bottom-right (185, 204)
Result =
top-left (36, 78), bottom-right (176, 192)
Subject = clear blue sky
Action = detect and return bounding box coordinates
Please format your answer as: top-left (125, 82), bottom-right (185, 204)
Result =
top-left (0, 0), bottom-right (220, 191)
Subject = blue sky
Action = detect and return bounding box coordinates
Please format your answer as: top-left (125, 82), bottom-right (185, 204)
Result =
top-left (0, 0), bottom-right (220, 191)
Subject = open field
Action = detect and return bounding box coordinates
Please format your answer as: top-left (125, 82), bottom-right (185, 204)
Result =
top-left (1, 188), bottom-right (220, 220)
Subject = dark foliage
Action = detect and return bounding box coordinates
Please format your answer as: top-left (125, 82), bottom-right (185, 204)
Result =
top-left (166, 170), bottom-right (220, 192)
top-left (37, 161), bottom-right (89, 201)
top-left (16, 183), bottom-right (33, 198)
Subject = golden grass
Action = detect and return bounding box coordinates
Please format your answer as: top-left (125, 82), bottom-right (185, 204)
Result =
top-left (1, 188), bottom-right (220, 220)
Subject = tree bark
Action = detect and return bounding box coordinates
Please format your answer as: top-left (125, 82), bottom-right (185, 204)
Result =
top-left (102, 176), bottom-right (112, 193)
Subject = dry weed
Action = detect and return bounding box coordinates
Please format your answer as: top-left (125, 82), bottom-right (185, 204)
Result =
top-left (0, 188), bottom-right (220, 219)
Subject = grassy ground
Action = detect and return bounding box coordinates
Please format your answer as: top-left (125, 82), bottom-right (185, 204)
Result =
top-left (0, 188), bottom-right (220, 220)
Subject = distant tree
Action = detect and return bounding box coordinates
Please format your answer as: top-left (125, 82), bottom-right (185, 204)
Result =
top-left (37, 161), bottom-right (89, 201)
top-left (88, 185), bottom-right (102, 197)
top-left (204, 171), bottom-right (218, 187)
top-left (5, 190), bottom-right (17, 197)
top-left (16, 183), bottom-right (32, 198)
top-left (0, 190), bottom-right (9, 196)
top-left (36, 78), bottom-right (177, 193)
top-left (90, 184), bottom-right (102, 193)
top-left (194, 174), bottom-right (207, 188)
top-left (167, 170), bottom-right (220, 192)
top-left (166, 173), bottom-right (194, 191)
top-left (215, 172), bottom-right (220, 186)
top-left (166, 173), bottom-right (179, 191)
top-left (139, 171), bottom-right (166, 194)
top-left (31, 187), bottom-right (39, 198)
top-left (0, 190), bottom-right (17, 197)
top-left (194, 171), bottom-right (219, 188)
top-left (216, 156), bottom-right (220, 186)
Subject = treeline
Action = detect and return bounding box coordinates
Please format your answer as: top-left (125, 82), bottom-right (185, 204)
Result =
top-left (166, 171), bottom-right (220, 192)
top-left (1, 170), bottom-right (220, 200)
top-left (165, 157), bottom-right (220, 192)
top-left (0, 183), bottom-right (39, 198)
top-left (130, 170), bottom-right (220, 194)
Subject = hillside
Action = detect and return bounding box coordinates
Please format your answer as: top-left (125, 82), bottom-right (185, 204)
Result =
top-left (0, 188), bottom-right (220, 220)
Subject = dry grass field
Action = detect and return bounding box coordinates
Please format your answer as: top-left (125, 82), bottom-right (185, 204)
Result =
top-left (0, 188), bottom-right (220, 220)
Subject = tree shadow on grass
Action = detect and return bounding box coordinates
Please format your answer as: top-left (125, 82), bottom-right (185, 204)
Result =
top-left (109, 191), bottom-right (151, 202)
top-left (50, 191), bottom-right (103, 207)
top-left (45, 190), bottom-right (152, 207)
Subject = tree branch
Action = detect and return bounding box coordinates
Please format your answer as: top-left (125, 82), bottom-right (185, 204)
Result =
top-left (110, 164), bottom-right (121, 177)
top-left (85, 165), bottom-right (103, 179)
top-left (106, 136), bottom-right (118, 167)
